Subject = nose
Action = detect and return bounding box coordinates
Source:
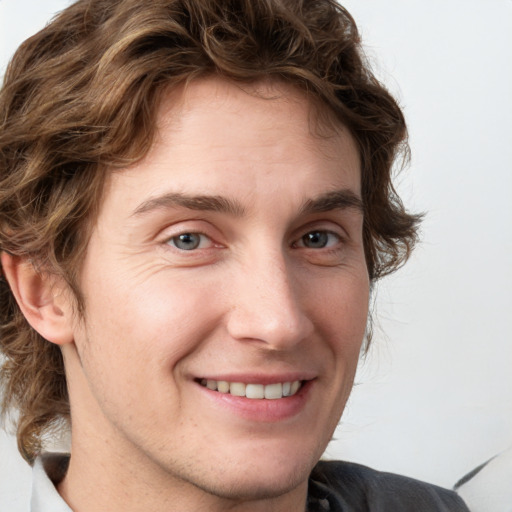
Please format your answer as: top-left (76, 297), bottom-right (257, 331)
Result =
top-left (225, 250), bottom-right (314, 350)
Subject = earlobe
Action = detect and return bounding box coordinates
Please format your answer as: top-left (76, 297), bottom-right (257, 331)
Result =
top-left (1, 252), bottom-right (74, 346)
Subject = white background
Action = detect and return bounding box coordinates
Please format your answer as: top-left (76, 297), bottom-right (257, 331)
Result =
top-left (1, 1), bottom-right (511, 510)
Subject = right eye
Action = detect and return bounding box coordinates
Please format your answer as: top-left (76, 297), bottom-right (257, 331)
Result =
top-left (166, 233), bottom-right (213, 251)
top-left (298, 230), bottom-right (341, 249)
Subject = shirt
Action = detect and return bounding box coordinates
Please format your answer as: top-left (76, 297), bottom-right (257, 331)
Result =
top-left (308, 461), bottom-right (470, 511)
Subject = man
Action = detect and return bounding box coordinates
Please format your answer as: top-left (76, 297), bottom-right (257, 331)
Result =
top-left (0, 0), bottom-right (469, 510)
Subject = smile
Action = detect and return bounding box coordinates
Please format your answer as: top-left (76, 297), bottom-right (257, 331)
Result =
top-left (199, 379), bottom-right (303, 399)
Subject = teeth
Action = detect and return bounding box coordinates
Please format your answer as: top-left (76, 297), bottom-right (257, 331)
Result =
top-left (290, 381), bottom-right (301, 395)
top-left (200, 379), bottom-right (303, 399)
top-left (229, 382), bottom-right (246, 397)
top-left (217, 380), bottom-right (230, 393)
top-left (246, 384), bottom-right (264, 399)
top-left (264, 383), bottom-right (283, 399)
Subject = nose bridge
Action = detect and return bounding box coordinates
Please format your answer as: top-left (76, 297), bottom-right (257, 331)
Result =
top-left (226, 244), bottom-right (313, 349)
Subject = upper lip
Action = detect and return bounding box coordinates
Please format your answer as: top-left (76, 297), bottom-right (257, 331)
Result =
top-left (194, 372), bottom-right (317, 385)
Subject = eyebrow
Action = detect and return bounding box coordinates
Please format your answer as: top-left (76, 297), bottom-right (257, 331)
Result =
top-left (131, 188), bottom-right (363, 218)
top-left (132, 192), bottom-right (246, 217)
top-left (300, 189), bottom-right (364, 216)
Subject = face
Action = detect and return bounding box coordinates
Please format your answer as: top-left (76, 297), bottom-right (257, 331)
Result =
top-left (65, 77), bottom-right (369, 502)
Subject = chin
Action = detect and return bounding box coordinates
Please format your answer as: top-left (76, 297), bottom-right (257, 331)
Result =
top-left (194, 462), bottom-right (310, 502)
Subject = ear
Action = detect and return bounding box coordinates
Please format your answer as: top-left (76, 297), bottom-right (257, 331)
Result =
top-left (1, 252), bottom-right (74, 346)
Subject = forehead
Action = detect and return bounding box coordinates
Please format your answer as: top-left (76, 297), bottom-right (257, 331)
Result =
top-left (100, 77), bottom-right (361, 220)
top-left (157, 77), bottom-right (353, 158)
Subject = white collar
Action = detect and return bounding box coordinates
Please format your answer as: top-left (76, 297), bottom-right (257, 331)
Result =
top-left (31, 454), bottom-right (72, 512)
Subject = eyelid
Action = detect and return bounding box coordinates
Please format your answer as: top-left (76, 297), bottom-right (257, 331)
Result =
top-left (157, 219), bottom-right (225, 249)
top-left (292, 218), bottom-right (349, 242)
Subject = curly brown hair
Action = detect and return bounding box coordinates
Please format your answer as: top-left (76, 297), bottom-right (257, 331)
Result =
top-left (0, 0), bottom-right (421, 463)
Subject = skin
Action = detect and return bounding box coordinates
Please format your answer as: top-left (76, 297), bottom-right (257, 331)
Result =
top-left (6, 77), bottom-right (369, 512)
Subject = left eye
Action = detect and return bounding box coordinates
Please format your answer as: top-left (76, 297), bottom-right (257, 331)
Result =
top-left (298, 231), bottom-right (340, 249)
top-left (167, 233), bottom-right (212, 251)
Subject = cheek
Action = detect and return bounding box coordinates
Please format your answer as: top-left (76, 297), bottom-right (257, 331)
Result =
top-left (312, 274), bottom-right (369, 439)
top-left (312, 271), bottom-right (369, 348)
top-left (71, 274), bottom-right (220, 424)
top-left (80, 269), bottom-right (223, 370)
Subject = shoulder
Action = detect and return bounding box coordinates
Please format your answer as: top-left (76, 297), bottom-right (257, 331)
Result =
top-left (308, 460), bottom-right (470, 512)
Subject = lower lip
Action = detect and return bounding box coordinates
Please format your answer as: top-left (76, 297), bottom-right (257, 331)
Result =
top-left (196, 381), bottom-right (313, 423)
